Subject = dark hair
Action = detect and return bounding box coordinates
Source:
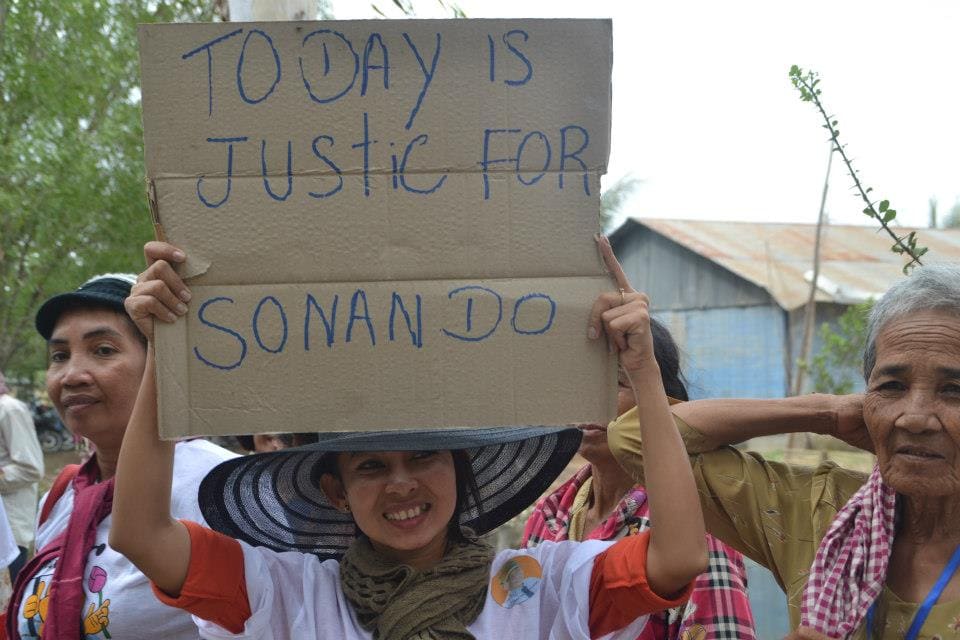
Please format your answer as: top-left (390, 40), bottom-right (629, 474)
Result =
top-left (311, 449), bottom-right (483, 542)
top-left (236, 432), bottom-right (319, 453)
top-left (650, 317), bottom-right (688, 401)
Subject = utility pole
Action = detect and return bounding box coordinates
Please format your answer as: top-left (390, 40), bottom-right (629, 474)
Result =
top-left (788, 145), bottom-right (834, 450)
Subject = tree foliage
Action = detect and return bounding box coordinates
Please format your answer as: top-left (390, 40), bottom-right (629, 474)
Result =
top-left (804, 301), bottom-right (872, 395)
top-left (599, 174), bottom-right (642, 232)
top-left (0, 0), bottom-right (215, 377)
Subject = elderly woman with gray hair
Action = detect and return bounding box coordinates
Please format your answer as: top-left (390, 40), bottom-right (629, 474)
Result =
top-left (607, 263), bottom-right (960, 639)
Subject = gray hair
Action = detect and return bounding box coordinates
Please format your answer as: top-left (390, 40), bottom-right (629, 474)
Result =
top-left (863, 263), bottom-right (960, 380)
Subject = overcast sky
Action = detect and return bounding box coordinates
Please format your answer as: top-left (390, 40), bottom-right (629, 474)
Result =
top-left (332, 0), bottom-right (959, 231)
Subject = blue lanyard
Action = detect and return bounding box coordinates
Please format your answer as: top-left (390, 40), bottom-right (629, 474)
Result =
top-left (866, 543), bottom-right (960, 640)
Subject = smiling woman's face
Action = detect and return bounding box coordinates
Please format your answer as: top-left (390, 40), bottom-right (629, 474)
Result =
top-left (863, 310), bottom-right (960, 497)
top-left (320, 450), bottom-right (458, 568)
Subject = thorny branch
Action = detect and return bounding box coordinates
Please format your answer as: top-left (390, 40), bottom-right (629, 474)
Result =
top-left (789, 65), bottom-right (927, 273)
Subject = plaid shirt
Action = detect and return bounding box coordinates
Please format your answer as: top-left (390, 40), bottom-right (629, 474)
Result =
top-left (523, 465), bottom-right (757, 640)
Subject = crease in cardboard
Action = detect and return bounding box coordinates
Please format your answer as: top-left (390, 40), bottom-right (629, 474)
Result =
top-left (152, 167), bottom-right (603, 180)
top-left (152, 273), bottom-right (609, 288)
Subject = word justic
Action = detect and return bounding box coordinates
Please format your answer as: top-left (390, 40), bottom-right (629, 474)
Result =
top-left (196, 120), bottom-right (591, 207)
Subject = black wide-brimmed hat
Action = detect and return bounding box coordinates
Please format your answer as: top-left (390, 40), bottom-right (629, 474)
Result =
top-left (199, 426), bottom-right (582, 560)
top-left (35, 273), bottom-right (137, 339)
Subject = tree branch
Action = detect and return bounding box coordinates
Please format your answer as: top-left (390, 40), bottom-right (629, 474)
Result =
top-left (789, 66), bottom-right (927, 273)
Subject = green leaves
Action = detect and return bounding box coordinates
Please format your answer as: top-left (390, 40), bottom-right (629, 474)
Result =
top-left (809, 301), bottom-right (873, 395)
top-left (788, 64), bottom-right (927, 274)
top-left (0, 0), bottom-right (216, 375)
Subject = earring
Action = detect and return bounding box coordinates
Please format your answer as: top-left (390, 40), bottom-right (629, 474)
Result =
top-left (343, 503), bottom-right (351, 513)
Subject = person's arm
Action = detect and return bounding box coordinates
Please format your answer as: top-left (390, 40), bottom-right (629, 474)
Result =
top-left (589, 236), bottom-right (707, 597)
top-left (672, 393), bottom-right (873, 453)
top-left (109, 242), bottom-right (193, 596)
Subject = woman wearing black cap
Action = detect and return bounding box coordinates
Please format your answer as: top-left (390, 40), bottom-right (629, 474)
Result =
top-left (5, 274), bottom-right (235, 640)
top-left (108, 241), bottom-right (708, 640)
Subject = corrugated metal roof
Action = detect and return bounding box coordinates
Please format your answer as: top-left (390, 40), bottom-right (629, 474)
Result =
top-left (611, 218), bottom-right (960, 310)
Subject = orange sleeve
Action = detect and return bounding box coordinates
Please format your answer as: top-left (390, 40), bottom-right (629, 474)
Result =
top-left (150, 520), bottom-right (251, 634)
top-left (588, 531), bottom-right (694, 638)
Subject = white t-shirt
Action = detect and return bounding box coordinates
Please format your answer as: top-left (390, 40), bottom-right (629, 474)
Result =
top-left (13, 439), bottom-right (235, 640)
top-left (192, 539), bottom-right (651, 640)
top-left (0, 498), bottom-right (20, 568)
top-left (0, 394), bottom-right (44, 548)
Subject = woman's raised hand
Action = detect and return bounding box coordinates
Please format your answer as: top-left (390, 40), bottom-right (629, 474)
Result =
top-left (588, 235), bottom-right (656, 376)
top-left (124, 241), bottom-right (191, 342)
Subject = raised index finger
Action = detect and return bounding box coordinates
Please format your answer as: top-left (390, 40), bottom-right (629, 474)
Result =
top-left (596, 234), bottom-right (634, 293)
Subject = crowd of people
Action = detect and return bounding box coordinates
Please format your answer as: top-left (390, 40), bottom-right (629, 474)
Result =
top-left (0, 233), bottom-right (956, 639)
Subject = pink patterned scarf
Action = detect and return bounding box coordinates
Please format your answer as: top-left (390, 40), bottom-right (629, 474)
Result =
top-left (796, 465), bottom-right (897, 640)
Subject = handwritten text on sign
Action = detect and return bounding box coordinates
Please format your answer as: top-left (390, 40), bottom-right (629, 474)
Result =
top-left (139, 20), bottom-right (614, 436)
top-left (193, 284), bottom-right (558, 371)
top-left (181, 28), bottom-right (590, 202)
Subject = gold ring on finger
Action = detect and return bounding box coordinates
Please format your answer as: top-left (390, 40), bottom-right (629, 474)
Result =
top-left (618, 288), bottom-right (626, 305)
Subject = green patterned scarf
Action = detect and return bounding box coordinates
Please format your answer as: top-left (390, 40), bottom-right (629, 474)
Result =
top-left (340, 536), bottom-right (495, 640)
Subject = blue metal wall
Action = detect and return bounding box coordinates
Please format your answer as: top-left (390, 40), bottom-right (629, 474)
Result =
top-left (655, 306), bottom-right (788, 399)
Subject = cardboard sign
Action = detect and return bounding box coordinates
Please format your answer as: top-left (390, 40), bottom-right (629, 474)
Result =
top-left (138, 19), bottom-right (616, 437)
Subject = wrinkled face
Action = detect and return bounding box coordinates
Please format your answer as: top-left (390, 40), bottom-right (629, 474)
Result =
top-left (46, 307), bottom-right (147, 449)
top-left (863, 310), bottom-right (960, 497)
top-left (320, 450), bottom-right (458, 566)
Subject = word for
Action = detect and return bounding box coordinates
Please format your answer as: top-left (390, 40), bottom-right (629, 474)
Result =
top-left (182, 28), bottom-right (535, 128)
top-left (196, 117), bottom-right (592, 207)
top-left (192, 286), bottom-right (558, 371)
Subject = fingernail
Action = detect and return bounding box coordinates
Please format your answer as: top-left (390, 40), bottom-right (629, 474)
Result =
top-left (179, 289), bottom-right (192, 302)
top-left (175, 303), bottom-right (187, 315)
top-left (594, 233), bottom-right (602, 242)
top-left (587, 326), bottom-right (598, 340)
top-left (173, 250), bottom-right (186, 261)
top-left (166, 312), bottom-right (177, 322)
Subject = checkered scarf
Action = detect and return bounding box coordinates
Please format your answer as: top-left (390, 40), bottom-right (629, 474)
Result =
top-left (522, 466), bottom-right (648, 545)
top-left (798, 465), bottom-right (897, 639)
top-left (524, 465), bottom-right (757, 640)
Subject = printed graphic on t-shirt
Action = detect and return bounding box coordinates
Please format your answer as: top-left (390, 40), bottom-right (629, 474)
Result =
top-left (491, 555), bottom-right (542, 609)
top-left (20, 564), bottom-right (53, 638)
top-left (19, 545), bottom-right (114, 639)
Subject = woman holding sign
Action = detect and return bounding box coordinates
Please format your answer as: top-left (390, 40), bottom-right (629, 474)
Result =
top-left (4, 274), bottom-right (235, 640)
top-left (108, 241), bottom-right (708, 639)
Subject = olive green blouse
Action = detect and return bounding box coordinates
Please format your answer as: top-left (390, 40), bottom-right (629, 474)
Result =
top-left (607, 407), bottom-right (960, 639)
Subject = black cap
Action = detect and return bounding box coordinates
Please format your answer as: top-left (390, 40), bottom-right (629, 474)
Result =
top-left (35, 274), bottom-right (137, 340)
